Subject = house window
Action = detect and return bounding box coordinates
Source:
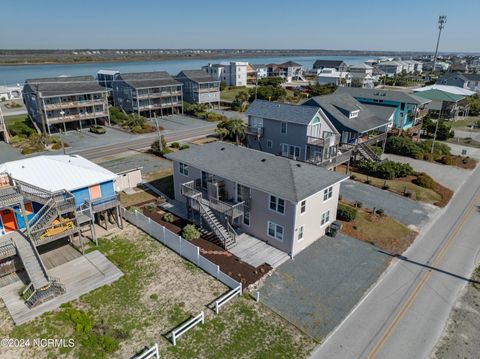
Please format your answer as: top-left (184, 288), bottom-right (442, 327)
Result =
top-left (267, 140), bottom-right (273, 148)
top-left (297, 225), bottom-right (304, 241)
top-left (323, 186), bottom-right (333, 201)
top-left (281, 122), bottom-right (288, 134)
top-left (179, 162), bottom-right (189, 176)
top-left (321, 210), bottom-right (330, 226)
top-left (243, 212), bottom-right (250, 226)
top-left (269, 195), bottom-right (285, 214)
top-left (300, 200), bottom-right (306, 214)
top-left (267, 221), bottom-right (284, 241)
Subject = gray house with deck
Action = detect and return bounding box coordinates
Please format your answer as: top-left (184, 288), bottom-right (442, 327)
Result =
top-left (175, 70), bottom-right (220, 107)
top-left (112, 72), bottom-right (183, 118)
top-left (166, 142), bottom-right (347, 257)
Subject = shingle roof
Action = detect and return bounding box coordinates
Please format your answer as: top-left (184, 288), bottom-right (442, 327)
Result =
top-left (462, 73), bottom-right (480, 81)
top-left (280, 61), bottom-right (303, 68)
top-left (116, 71), bottom-right (181, 89)
top-left (313, 60), bottom-right (346, 69)
top-left (176, 70), bottom-right (219, 83)
top-left (349, 63), bottom-right (373, 70)
top-left (24, 76), bottom-right (106, 97)
top-left (246, 99), bottom-right (320, 125)
top-left (335, 87), bottom-right (430, 105)
top-left (303, 93), bottom-right (392, 133)
top-left (166, 142), bottom-right (348, 202)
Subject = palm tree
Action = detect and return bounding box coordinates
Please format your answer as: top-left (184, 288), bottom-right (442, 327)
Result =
top-left (228, 119), bottom-right (245, 144)
top-left (215, 127), bottom-right (229, 141)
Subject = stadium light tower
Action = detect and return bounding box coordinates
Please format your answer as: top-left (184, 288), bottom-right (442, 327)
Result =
top-left (432, 15), bottom-right (447, 72)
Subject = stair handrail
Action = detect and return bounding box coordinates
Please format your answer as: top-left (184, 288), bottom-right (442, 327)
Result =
top-left (26, 197), bottom-right (56, 230)
top-left (225, 221), bottom-right (237, 243)
top-left (198, 201), bottom-right (230, 248)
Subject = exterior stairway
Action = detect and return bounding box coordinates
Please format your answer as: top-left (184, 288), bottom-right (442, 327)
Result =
top-left (357, 142), bottom-right (382, 162)
top-left (198, 200), bottom-right (236, 249)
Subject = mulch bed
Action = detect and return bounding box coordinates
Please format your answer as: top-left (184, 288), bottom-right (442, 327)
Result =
top-left (133, 202), bottom-right (272, 286)
top-left (191, 237), bottom-right (272, 287)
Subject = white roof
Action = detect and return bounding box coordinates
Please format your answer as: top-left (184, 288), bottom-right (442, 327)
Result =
top-left (97, 69), bottom-right (120, 75)
top-left (0, 155), bottom-right (117, 193)
top-left (413, 84), bottom-right (476, 96)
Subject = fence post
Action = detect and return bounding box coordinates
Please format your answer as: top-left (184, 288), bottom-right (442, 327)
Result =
top-left (201, 311), bottom-right (204, 324)
top-left (196, 246), bottom-right (200, 266)
top-left (172, 332), bottom-right (176, 347)
top-left (155, 343), bottom-right (159, 358)
top-left (162, 226), bottom-right (166, 243)
top-left (216, 265), bottom-right (220, 280)
top-left (178, 235), bottom-right (182, 256)
top-left (255, 291), bottom-right (260, 302)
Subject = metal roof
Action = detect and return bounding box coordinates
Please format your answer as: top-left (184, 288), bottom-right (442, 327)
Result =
top-left (0, 155), bottom-right (117, 193)
top-left (166, 142), bottom-right (348, 202)
top-left (413, 89), bottom-right (465, 103)
top-left (116, 71), bottom-right (182, 89)
top-left (313, 60), bottom-right (346, 68)
top-left (413, 84), bottom-right (475, 96)
top-left (24, 76), bottom-right (107, 97)
top-left (246, 99), bottom-right (320, 125)
top-left (335, 87), bottom-right (430, 105)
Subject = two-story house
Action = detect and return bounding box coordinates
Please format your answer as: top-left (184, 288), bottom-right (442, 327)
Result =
top-left (22, 76), bottom-right (109, 134)
top-left (312, 60), bottom-right (348, 73)
top-left (335, 87), bottom-right (430, 130)
top-left (175, 70), bottom-right (220, 107)
top-left (202, 62), bottom-right (248, 87)
top-left (436, 73), bottom-right (480, 93)
top-left (166, 142), bottom-right (348, 257)
top-left (267, 61), bottom-right (304, 82)
top-left (349, 63), bottom-right (375, 88)
top-left (112, 72), bottom-right (183, 118)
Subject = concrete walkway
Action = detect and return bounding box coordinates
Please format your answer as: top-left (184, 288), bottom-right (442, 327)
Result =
top-left (382, 153), bottom-right (471, 190)
top-left (230, 233), bottom-right (289, 268)
top-left (444, 141), bottom-right (480, 160)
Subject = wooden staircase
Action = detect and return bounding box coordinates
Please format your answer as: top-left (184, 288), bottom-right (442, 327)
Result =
top-left (357, 142), bottom-right (382, 162)
top-left (198, 200), bottom-right (236, 250)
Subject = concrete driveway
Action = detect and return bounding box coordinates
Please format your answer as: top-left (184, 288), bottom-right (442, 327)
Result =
top-left (259, 234), bottom-right (389, 340)
top-left (445, 141), bottom-right (480, 160)
top-left (383, 153), bottom-right (472, 190)
top-left (0, 142), bottom-right (23, 162)
top-left (340, 180), bottom-right (437, 231)
top-left (454, 130), bottom-right (480, 141)
top-left (147, 114), bottom-right (213, 132)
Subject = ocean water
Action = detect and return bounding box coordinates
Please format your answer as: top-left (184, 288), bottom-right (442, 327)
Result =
top-left (0, 55), bottom-right (372, 85)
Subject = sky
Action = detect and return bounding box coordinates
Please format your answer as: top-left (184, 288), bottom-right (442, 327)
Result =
top-left (1, 0), bottom-right (479, 53)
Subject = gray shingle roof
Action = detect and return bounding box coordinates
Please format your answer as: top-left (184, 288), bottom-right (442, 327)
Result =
top-left (166, 142), bottom-right (347, 202)
top-left (280, 61), bottom-right (303, 68)
top-left (176, 70), bottom-right (219, 83)
top-left (24, 76), bottom-right (106, 97)
top-left (462, 73), bottom-right (480, 81)
top-left (246, 99), bottom-right (320, 125)
top-left (117, 71), bottom-right (181, 89)
top-left (313, 60), bottom-right (346, 69)
top-left (335, 87), bottom-right (430, 105)
top-left (303, 93), bottom-right (392, 133)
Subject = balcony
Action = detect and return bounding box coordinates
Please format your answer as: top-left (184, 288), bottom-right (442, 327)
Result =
top-left (181, 181), bottom-right (246, 220)
top-left (307, 134), bottom-right (340, 148)
top-left (137, 102), bottom-right (181, 110)
top-left (46, 111), bottom-right (108, 124)
top-left (88, 194), bottom-right (119, 213)
top-left (357, 132), bottom-right (387, 146)
top-left (44, 99), bottom-right (106, 110)
top-left (313, 149), bottom-right (353, 169)
top-left (135, 91), bottom-right (182, 99)
top-left (245, 126), bottom-right (264, 137)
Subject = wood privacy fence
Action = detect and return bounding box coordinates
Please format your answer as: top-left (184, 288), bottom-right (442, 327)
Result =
top-left (121, 208), bottom-right (242, 292)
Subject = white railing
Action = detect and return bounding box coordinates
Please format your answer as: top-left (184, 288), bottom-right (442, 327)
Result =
top-left (121, 208), bottom-right (241, 290)
top-left (171, 312), bottom-right (204, 346)
top-left (133, 343), bottom-right (159, 359)
top-left (214, 285), bottom-right (242, 314)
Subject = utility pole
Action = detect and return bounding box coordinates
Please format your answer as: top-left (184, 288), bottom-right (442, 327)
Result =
top-left (432, 15), bottom-right (447, 73)
top-left (431, 109), bottom-right (442, 154)
top-left (154, 111), bottom-right (163, 151)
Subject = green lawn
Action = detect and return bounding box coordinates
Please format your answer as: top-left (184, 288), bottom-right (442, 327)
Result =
top-left (4, 114), bottom-right (32, 133)
top-left (220, 87), bottom-right (249, 101)
top-left (450, 116), bottom-right (480, 131)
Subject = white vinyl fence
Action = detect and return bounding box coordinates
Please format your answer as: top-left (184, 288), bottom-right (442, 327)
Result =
top-left (122, 208), bottom-right (242, 293)
top-left (171, 312), bottom-right (204, 346)
top-left (133, 343), bottom-right (159, 359)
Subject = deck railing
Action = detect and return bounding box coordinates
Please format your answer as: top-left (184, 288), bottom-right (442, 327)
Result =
top-left (358, 132), bottom-right (387, 146)
top-left (88, 194), bottom-right (119, 213)
top-left (47, 111), bottom-right (108, 124)
top-left (245, 126), bottom-right (264, 137)
top-left (44, 99), bottom-right (106, 110)
top-left (307, 134), bottom-right (340, 147)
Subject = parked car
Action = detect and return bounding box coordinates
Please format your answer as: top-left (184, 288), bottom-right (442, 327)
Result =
top-left (90, 125), bottom-right (106, 134)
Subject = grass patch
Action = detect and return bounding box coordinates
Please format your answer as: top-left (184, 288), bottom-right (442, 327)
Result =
top-left (143, 168), bottom-right (174, 198)
top-left (450, 116), bottom-right (480, 131)
top-left (447, 137), bottom-right (480, 149)
top-left (340, 202), bottom-right (417, 254)
top-left (220, 87), bottom-right (248, 102)
top-left (119, 189), bottom-right (156, 208)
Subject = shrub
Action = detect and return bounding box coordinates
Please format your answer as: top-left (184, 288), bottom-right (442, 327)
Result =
top-left (21, 148), bottom-right (35, 155)
top-left (382, 184), bottom-right (390, 190)
top-left (350, 174), bottom-right (357, 180)
top-left (180, 144), bottom-right (190, 150)
top-left (420, 140), bottom-right (451, 156)
top-left (357, 159), bottom-right (413, 180)
top-left (337, 204), bottom-right (357, 222)
top-left (182, 224), bottom-right (201, 241)
top-left (376, 208), bottom-right (385, 216)
top-left (365, 179), bottom-right (371, 184)
top-left (355, 201), bottom-right (363, 208)
top-left (171, 142), bottom-right (180, 148)
top-left (206, 112), bottom-right (227, 122)
top-left (163, 213), bottom-right (174, 223)
top-left (404, 191), bottom-right (412, 198)
top-left (64, 308), bottom-right (93, 334)
top-left (51, 142), bottom-right (63, 150)
top-left (437, 155), bottom-right (456, 166)
top-left (413, 172), bottom-right (435, 189)
top-left (385, 136), bottom-right (423, 158)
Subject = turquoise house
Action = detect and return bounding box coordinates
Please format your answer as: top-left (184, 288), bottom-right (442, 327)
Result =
top-left (335, 87), bottom-right (430, 130)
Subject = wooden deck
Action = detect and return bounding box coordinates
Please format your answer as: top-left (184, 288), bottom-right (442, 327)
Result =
top-left (230, 233), bottom-right (289, 268)
top-left (37, 239), bottom-right (82, 269)
top-left (0, 251), bottom-right (123, 325)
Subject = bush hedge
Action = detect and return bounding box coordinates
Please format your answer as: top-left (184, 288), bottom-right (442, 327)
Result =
top-left (413, 172), bottom-right (435, 189)
top-left (337, 204), bottom-right (357, 222)
top-left (357, 159), bottom-right (413, 180)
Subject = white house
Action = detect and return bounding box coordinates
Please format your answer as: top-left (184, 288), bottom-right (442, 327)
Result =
top-left (202, 62), bottom-right (248, 87)
top-left (317, 68), bottom-right (351, 87)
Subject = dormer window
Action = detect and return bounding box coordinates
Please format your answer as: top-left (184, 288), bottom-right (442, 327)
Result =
top-left (349, 110), bottom-right (359, 119)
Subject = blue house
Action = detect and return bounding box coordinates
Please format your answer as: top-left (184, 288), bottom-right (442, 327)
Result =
top-left (335, 87), bottom-right (430, 130)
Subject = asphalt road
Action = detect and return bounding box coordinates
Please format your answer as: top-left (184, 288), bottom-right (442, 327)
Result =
top-left (72, 124), bottom-right (216, 160)
top-left (311, 164), bottom-right (480, 359)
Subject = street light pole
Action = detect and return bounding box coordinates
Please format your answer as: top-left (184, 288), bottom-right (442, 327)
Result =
top-left (432, 15), bottom-right (447, 73)
top-left (59, 110), bottom-right (66, 155)
top-left (154, 111), bottom-right (162, 151)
